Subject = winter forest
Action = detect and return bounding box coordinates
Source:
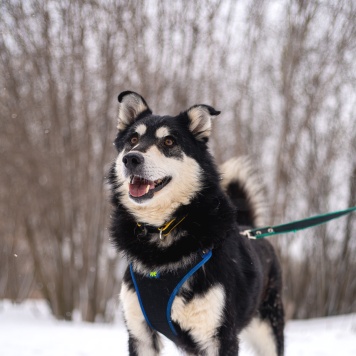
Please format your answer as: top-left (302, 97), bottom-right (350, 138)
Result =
top-left (1, 0), bottom-right (355, 327)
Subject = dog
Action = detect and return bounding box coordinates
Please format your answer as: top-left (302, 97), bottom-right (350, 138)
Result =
top-left (109, 91), bottom-right (284, 355)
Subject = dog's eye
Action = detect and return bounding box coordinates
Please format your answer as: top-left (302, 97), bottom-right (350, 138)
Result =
top-left (164, 137), bottom-right (175, 147)
top-left (130, 134), bottom-right (139, 145)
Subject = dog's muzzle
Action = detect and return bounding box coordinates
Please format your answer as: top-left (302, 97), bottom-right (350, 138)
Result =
top-left (122, 152), bottom-right (171, 201)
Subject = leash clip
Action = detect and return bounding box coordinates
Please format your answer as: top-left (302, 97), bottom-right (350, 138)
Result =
top-left (240, 229), bottom-right (256, 239)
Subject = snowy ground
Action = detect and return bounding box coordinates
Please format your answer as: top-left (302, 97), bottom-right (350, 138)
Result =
top-left (0, 300), bottom-right (355, 356)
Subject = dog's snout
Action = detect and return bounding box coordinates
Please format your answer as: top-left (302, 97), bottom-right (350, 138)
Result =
top-left (122, 152), bottom-right (144, 170)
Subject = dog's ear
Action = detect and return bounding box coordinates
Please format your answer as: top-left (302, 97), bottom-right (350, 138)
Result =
top-left (117, 91), bottom-right (152, 132)
top-left (186, 105), bottom-right (220, 141)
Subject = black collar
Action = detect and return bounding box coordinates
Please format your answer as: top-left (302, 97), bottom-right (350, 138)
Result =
top-left (135, 215), bottom-right (188, 240)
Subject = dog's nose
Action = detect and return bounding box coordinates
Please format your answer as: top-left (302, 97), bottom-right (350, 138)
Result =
top-left (122, 152), bottom-right (144, 170)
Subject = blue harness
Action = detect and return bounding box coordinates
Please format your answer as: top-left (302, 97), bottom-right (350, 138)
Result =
top-left (129, 250), bottom-right (212, 342)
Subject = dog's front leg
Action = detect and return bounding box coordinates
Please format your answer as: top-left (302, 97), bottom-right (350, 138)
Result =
top-left (183, 334), bottom-right (238, 356)
top-left (203, 336), bottom-right (239, 356)
top-left (127, 330), bottom-right (161, 356)
top-left (121, 282), bottom-right (162, 356)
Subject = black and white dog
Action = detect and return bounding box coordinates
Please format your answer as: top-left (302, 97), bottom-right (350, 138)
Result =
top-left (109, 91), bottom-right (284, 355)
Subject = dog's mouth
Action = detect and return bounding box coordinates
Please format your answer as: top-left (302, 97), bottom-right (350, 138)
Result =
top-left (128, 175), bottom-right (171, 201)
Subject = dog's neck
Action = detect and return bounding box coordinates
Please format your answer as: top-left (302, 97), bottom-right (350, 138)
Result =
top-left (112, 182), bottom-right (235, 271)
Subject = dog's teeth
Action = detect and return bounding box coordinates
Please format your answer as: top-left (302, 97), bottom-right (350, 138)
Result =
top-left (156, 179), bottom-right (162, 184)
top-left (145, 185), bottom-right (150, 194)
top-left (130, 176), bottom-right (134, 184)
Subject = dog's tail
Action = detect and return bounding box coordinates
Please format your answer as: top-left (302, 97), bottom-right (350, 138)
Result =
top-left (220, 156), bottom-right (267, 228)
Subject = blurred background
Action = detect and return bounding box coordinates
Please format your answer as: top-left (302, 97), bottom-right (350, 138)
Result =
top-left (0, 0), bottom-right (355, 324)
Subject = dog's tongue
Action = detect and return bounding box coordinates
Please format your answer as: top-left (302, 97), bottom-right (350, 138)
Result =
top-left (129, 178), bottom-right (155, 197)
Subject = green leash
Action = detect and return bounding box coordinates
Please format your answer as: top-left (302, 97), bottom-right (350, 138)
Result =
top-left (241, 206), bottom-right (356, 239)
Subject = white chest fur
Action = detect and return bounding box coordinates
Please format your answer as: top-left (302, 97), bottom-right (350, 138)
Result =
top-left (171, 284), bottom-right (225, 352)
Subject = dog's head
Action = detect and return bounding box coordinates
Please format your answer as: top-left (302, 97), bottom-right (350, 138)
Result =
top-left (112, 91), bottom-right (220, 226)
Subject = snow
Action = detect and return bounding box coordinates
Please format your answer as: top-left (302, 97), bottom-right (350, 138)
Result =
top-left (0, 300), bottom-right (355, 356)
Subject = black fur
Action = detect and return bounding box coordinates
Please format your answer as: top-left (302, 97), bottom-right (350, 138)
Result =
top-left (109, 92), bottom-right (284, 355)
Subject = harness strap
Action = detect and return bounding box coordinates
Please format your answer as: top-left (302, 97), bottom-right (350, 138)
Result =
top-left (241, 206), bottom-right (356, 239)
top-left (166, 250), bottom-right (212, 336)
top-left (129, 250), bottom-right (212, 342)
